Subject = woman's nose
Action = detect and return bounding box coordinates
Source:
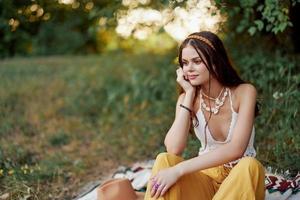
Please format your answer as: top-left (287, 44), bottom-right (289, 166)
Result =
top-left (186, 63), bottom-right (195, 71)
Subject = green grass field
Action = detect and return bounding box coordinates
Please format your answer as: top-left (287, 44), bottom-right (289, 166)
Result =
top-left (0, 52), bottom-right (189, 199)
top-left (0, 51), bottom-right (299, 199)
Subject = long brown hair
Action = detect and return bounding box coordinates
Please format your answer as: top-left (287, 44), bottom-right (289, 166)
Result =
top-left (177, 31), bottom-right (259, 149)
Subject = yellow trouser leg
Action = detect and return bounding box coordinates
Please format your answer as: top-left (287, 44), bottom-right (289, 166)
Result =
top-left (213, 157), bottom-right (266, 200)
top-left (144, 152), bottom-right (217, 200)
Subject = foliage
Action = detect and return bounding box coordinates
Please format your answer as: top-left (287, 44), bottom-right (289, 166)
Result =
top-left (1, 0), bottom-right (299, 57)
top-left (0, 53), bottom-right (178, 198)
top-left (0, 0), bottom-right (121, 57)
top-left (231, 47), bottom-right (300, 173)
top-left (215, 0), bottom-right (299, 35)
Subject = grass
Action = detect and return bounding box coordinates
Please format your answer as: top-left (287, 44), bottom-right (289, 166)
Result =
top-left (0, 51), bottom-right (188, 199)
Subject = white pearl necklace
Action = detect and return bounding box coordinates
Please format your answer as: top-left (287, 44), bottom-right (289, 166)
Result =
top-left (200, 87), bottom-right (229, 114)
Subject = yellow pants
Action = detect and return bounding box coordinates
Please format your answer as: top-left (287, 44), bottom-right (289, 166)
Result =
top-left (144, 152), bottom-right (265, 200)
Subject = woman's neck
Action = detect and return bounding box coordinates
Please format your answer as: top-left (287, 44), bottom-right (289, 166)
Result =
top-left (200, 79), bottom-right (224, 99)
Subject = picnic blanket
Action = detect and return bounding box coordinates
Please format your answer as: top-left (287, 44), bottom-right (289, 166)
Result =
top-left (75, 160), bottom-right (300, 200)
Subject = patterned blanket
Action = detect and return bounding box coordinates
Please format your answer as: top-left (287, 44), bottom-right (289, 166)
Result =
top-left (75, 160), bottom-right (300, 200)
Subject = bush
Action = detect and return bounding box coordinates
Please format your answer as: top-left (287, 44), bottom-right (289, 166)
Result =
top-left (232, 48), bottom-right (300, 174)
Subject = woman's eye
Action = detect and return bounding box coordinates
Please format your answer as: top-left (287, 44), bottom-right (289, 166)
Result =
top-left (195, 60), bottom-right (202, 64)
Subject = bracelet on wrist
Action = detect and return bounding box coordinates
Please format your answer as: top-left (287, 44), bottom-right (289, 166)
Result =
top-left (179, 104), bottom-right (192, 114)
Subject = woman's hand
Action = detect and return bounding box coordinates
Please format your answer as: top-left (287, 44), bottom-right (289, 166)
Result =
top-left (149, 166), bottom-right (181, 199)
top-left (176, 67), bottom-right (195, 94)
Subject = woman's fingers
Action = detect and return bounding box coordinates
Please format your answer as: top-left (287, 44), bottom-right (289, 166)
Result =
top-left (176, 68), bottom-right (185, 82)
top-left (150, 179), bottom-right (158, 197)
top-left (154, 183), bottom-right (166, 199)
top-left (176, 67), bottom-right (183, 75)
top-left (160, 184), bottom-right (170, 197)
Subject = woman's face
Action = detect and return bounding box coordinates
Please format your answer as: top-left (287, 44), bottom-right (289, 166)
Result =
top-left (181, 45), bottom-right (210, 86)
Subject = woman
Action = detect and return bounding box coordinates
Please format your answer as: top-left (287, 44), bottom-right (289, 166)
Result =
top-left (143, 31), bottom-right (265, 200)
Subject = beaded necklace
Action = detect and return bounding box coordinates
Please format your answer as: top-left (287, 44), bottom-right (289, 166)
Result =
top-left (200, 87), bottom-right (229, 114)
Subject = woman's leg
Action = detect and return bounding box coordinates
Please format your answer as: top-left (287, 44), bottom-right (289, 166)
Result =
top-left (144, 152), bottom-right (217, 200)
top-left (213, 157), bottom-right (265, 200)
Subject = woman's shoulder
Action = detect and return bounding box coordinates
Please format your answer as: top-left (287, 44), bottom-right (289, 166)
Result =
top-left (231, 83), bottom-right (257, 112)
top-left (234, 83), bottom-right (257, 96)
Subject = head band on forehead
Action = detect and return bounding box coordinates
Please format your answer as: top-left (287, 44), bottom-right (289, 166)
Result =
top-left (186, 35), bottom-right (216, 51)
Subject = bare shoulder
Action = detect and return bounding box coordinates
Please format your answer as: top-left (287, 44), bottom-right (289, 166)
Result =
top-left (235, 83), bottom-right (257, 98)
top-left (232, 83), bottom-right (257, 112)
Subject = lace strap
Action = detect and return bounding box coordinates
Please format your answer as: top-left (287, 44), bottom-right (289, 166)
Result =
top-left (228, 89), bottom-right (235, 113)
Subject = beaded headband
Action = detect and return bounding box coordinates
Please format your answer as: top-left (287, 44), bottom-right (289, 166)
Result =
top-left (186, 35), bottom-right (216, 51)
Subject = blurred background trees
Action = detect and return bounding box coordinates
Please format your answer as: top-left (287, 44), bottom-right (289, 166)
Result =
top-left (2, 0), bottom-right (299, 56)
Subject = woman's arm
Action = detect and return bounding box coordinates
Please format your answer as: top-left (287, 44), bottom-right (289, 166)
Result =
top-left (164, 90), bottom-right (195, 155)
top-left (174, 84), bottom-right (257, 176)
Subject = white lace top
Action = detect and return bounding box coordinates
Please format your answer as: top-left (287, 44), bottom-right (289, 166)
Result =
top-left (193, 89), bottom-right (256, 168)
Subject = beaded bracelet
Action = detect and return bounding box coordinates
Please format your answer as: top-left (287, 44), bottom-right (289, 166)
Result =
top-left (179, 104), bottom-right (192, 114)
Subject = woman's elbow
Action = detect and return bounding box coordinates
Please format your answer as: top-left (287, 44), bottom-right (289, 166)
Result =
top-left (164, 137), bottom-right (186, 156)
top-left (230, 146), bottom-right (246, 160)
top-left (167, 149), bottom-right (183, 156)
top-left (165, 145), bottom-right (184, 156)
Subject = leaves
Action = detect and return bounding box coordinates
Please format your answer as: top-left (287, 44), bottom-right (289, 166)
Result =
top-left (248, 26), bottom-right (257, 35)
top-left (254, 20), bottom-right (264, 31)
top-left (221, 0), bottom-right (297, 36)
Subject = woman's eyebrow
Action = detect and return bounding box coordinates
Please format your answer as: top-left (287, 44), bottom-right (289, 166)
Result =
top-left (182, 56), bottom-right (201, 61)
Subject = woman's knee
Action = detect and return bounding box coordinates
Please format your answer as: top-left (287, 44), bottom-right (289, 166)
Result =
top-left (155, 152), bottom-right (184, 163)
top-left (238, 157), bottom-right (265, 173)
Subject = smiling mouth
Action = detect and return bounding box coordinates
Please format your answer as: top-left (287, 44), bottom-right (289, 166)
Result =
top-left (188, 75), bottom-right (199, 79)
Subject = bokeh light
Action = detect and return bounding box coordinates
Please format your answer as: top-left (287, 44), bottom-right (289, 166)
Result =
top-left (116, 0), bottom-right (225, 42)
top-left (59, 0), bottom-right (75, 4)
